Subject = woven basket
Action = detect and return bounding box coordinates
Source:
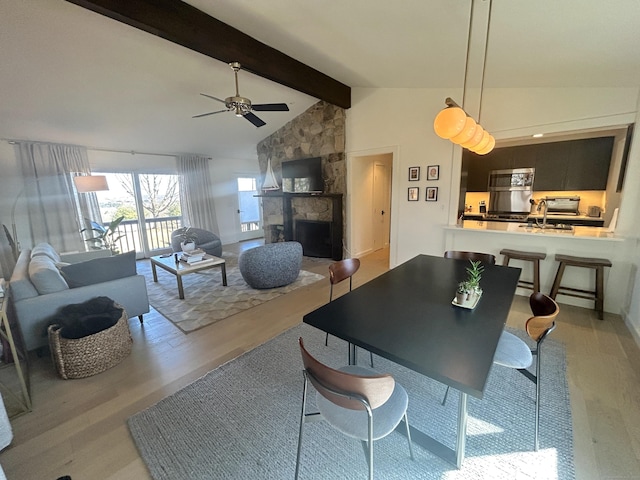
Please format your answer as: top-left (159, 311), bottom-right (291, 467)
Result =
top-left (48, 305), bottom-right (132, 379)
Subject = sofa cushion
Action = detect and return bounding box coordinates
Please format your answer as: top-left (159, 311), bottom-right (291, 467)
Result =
top-left (28, 255), bottom-right (69, 295)
top-left (30, 243), bottom-right (61, 263)
top-left (60, 251), bottom-right (136, 288)
top-left (9, 250), bottom-right (39, 301)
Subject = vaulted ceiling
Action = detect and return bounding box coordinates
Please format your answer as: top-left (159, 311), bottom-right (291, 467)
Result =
top-left (1, 0), bottom-right (639, 159)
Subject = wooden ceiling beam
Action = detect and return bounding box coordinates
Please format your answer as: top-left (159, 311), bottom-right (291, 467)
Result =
top-left (65, 0), bottom-right (351, 108)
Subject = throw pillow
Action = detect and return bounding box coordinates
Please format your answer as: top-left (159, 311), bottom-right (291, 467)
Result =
top-left (60, 251), bottom-right (136, 288)
top-left (30, 243), bottom-right (61, 263)
top-left (28, 255), bottom-right (69, 294)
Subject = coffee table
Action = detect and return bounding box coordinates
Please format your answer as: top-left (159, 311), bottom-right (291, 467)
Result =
top-left (150, 254), bottom-right (227, 299)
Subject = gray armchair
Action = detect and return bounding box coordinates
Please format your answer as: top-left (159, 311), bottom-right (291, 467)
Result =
top-left (171, 227), bottom-right (222, 257)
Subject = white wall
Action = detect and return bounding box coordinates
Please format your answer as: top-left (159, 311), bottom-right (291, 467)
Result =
top-left (346, 86), bottom-right (640, 339)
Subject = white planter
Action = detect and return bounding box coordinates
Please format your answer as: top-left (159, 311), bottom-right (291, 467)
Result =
top-left (181, 242), bottom-right (196, 252)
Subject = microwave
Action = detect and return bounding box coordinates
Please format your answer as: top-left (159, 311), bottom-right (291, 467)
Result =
top-left (488, 168), bottom-right (535, 191)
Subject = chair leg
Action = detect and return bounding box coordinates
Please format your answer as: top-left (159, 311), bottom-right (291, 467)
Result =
top-left (442, 385), bottom-right (450, 406)
top-left (295, 372), bottom-right (308, 480)
top-left (325, 332), bottom-right (329, 346)
top-left (138, 315), bottom-right (144, 324)
top-left (369, 351), bottom-right (374, 368)
top-left (403, 412), bottom-right (415, 460)
top-left (368, 413), bottom-right (374, 480)
top-left (534, 343), bottom-right (542, 452)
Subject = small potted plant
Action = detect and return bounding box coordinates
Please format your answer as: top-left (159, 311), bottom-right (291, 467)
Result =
top-left (456, 281), bottom-right (472, 304)
top-left (465, 260), bottom-right (484, 299)
top-left (176, 227), bottom-right (198, 252)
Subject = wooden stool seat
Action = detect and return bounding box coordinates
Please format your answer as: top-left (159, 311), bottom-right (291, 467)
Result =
top-left (550, 254), bottom-right (612, 320)
top-left (500, 249), bottom-right (547, 293)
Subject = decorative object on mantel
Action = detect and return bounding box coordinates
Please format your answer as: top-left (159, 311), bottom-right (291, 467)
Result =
top-left (453, 260), bottom-right (484, 308)
top-left (262, 156), bottom-right (280, 191)
top-left (433, 0), bottom-right (495, 155)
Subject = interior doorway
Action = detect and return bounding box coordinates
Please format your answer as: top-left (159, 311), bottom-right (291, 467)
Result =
top-left (347, 150), bottom-right (394, 261)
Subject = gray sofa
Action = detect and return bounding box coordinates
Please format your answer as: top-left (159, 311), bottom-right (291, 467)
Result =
top-left (239, 241), bottom-right (302, 289)
top-left (9, 243), bottom-right (149, 351)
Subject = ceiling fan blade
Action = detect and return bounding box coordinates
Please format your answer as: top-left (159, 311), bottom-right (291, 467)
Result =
top-left (192, 109), bottom-right (228, 118)
top-left (200, 93), bottom-right (227, 104)
top-left (252, 103), bottom-right (290, 112)
top-left (243, 112), bottom-right (266, 127)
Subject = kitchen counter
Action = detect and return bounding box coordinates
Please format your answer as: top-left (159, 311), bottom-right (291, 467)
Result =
top-left (443, 219), bottom-right (631, 315)
top-left (462, 213), bottom-right (605, 227)
top-left (448, 220), bottom-right (621, 240)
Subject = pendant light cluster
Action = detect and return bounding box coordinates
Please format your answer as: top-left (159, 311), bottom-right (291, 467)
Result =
top-left (433, 97), bottom-right (495, 155)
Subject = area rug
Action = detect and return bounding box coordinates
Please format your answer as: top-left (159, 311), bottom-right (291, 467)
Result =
top-left (137, 254), bottom-right (325, 333)
top-left (128, 323), bottom-right (575, 480)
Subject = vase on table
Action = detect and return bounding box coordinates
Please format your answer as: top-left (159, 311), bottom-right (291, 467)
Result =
top-left (181, 242), bottom-right (196, 252)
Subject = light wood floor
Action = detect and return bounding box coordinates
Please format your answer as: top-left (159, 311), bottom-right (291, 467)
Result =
top-left (1, 242), bottom-right (639, 479)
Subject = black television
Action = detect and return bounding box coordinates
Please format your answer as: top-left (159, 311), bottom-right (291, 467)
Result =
top-left (281, 157), bottom-right (323, 193)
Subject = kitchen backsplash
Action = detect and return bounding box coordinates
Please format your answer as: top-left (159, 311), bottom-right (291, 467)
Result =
top-left (464, 190), bottom-right (606, 215)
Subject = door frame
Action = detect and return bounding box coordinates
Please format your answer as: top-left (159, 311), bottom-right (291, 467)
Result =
top-left (346, 146), bottom-right (399, 267)
top-left (234, 173), bottom-right (264, 242)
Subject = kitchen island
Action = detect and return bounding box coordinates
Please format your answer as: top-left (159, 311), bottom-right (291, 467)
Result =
top-left (443, 220), bottom-right (631, 316)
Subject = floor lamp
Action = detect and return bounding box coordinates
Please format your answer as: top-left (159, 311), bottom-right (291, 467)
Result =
top-left (9, 175), bottom-right (109, 259)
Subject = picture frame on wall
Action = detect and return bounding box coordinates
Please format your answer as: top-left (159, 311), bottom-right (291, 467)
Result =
top-left (426, 187), bottom-right (438, 201)
top-left (427, 165), bottom-right (439, 181)
top-left (408, 166), bottom-right (420, 181)
top-left (408, 187), bottom-right (419, 201)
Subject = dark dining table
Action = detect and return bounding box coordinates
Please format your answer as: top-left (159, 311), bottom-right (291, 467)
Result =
top-left (303, 254), bottom-right (521, 468)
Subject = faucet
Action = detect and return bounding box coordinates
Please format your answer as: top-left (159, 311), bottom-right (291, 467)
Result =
top-left (536, 198), bottom-right (548, 228)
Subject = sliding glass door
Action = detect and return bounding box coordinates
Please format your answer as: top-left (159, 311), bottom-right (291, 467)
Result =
top-left (92, 172), bottom-right (182, 257)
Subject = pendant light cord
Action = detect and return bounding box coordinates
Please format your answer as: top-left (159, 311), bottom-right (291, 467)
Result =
top-left (461, 1), bottom-right (474, 110)
top-left (478, 0), bottom-right (493, 124)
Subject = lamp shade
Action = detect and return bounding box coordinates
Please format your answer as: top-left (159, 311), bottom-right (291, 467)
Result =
top-left (73, 175), bottom-right (109, 193)
top-left (470, 131), bottom-right (492, 153)
top-left (450, 117), bottom-right (477, 145)
top-left (433, 107), bottom-right (467, 139)
top-left (460, 126), bottom-right (485, 149)
top-left (474, 135), bottom-right (496, 155)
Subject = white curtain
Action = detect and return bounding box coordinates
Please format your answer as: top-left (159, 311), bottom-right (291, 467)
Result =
top-left (177, 155), bottom-right (219, 235)
top-left (15, 142), bottom-right (101, 252)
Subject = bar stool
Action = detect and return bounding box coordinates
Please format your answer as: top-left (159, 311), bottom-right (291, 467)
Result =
top-left (550, 254), bottom-right (612, 320)
top-left (500, 249), bottom-right (546, 293)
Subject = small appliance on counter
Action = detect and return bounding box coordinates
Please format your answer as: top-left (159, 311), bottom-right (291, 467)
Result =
top-left (587, 205), bottom-right (602, 217)
top-left (479, 200), bottom-right (486, 214)
top-left (544, 196), bottom-right (580, 215)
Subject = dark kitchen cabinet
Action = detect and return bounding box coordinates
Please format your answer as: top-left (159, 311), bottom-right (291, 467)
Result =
top-left (463, 136), bottom-right (613, 191)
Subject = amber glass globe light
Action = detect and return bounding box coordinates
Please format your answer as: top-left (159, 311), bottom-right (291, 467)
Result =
top-left (471, 131), bottom-right (492, 153)
top-left (450, 117), bottom-right (477, 145)
top-left (460, 125), bottom-right (484, 149)
top-left (433, 107), bottom-right (467, 139)
top-left (475, 135), bottom-right (496, 155)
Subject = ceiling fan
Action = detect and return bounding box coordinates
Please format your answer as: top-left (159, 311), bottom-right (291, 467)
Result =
top-left (193, 62), bottom-right (290, 127)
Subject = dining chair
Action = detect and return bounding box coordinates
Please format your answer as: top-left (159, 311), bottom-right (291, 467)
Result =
top-left (443, 250), bottom-right (496, 265)
top-left (505, 292), bottom-right (559, 451)
top-left (326, 258), bottom-right (374, 367)
top-left (295, 338), bottom-right (414, 480)
top-left (442, 292), bottom-right (559, 451)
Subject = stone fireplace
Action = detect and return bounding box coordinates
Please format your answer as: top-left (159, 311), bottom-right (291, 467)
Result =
top-left (256, 101), bottom-right (346, 257)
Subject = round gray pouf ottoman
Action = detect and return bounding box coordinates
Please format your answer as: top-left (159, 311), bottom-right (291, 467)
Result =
top-left (239, 242), bottom-right (303, 289)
